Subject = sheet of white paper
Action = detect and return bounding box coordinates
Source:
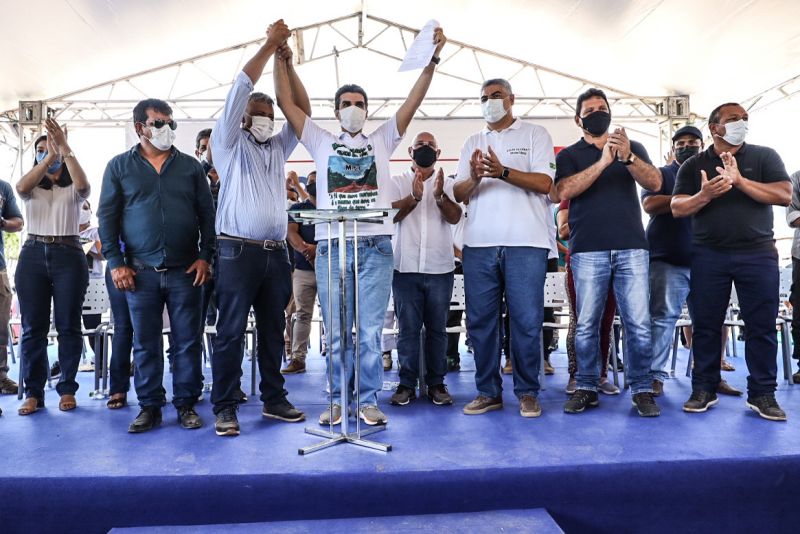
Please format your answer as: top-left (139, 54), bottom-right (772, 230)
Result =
top-left (398, 19), bottom-right (440, 72)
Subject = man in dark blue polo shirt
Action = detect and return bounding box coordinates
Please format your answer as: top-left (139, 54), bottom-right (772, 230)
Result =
top-left (555, 88), bottom-right (663, 417)
top-left (642, 125), bottom-right (700, 395)
top-left (98, 98), bottom-right (216, 433)
top-left (672, 102), bottom-right (791, 421)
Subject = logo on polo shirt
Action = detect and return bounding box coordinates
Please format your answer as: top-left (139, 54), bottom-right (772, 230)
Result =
top-left (507, 147), bottom-right (529, 156)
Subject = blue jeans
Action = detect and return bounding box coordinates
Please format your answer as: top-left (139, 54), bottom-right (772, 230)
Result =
top-left (462, 246), bottom-right (547, 399)
top-left (105, 265), bottom-right (133, 395)
top-left (689, 245), bottom-right (779, 396)
top-left (15, 240), bottom-right (88, 399)
top-left (392, 271), bottom-right (454, 390)
top-left (125, 266), bottom-right (204, 408)
top-left (571, 249), bottom-right (653, 394)
top-left (649, 260), bottom-right (690, 383)
top-left (316, 235), bottom-right (393, 408)
top-left (210, 240), bottom-right (292, 413)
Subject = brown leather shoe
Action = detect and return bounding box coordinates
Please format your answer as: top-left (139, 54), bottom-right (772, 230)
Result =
top-left (717, 379), bottom-right (742, 396)
top-left (543, 359), bottom-right (555, 375)
top-left (519, 394), bottom-right (542, 418)
top-left (59, 394), bottom-right (77, 411)
top-left (720, 359), bottom-right (735, 372)
top-left (281, 359), bottom-right (306, 374)
top-left (463, 395), bottom-right (503, 415)
top-left (652, 380), bottom-right (664, 397)
top-left (18, 397), bottom-right (44, 416)
top-left (502, 359), bottom-right (512, 375)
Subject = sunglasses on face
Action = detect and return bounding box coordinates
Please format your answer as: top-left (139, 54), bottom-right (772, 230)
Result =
top-left (142, 119), bottom-right (177, 130)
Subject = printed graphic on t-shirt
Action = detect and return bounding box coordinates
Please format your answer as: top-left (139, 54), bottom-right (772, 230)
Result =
top-left (327, 142), bottom-right (378, 209)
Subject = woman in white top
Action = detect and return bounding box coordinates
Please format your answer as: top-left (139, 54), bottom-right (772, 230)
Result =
top-left (15, 118), bottom-right (91, 415)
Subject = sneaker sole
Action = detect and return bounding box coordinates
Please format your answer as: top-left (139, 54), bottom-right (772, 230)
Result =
top-left (390, 395), bottom-right (415, 406)
top-left (682, 398), bottom-right (719, 413)
top-left (631, 402), bottom-right (661, 417)
top-left (563, 401), bottom-right (599, 414)
top-left (463, 403), bottom-right (503, 415)
top-left (520, 408), bottom-right (542, 418)
top-left (128, 421), bottom-right (161, 433)
top-left (215, 427), bottom-right (240, 436)
top-left (746, 402), bottom-right (787, 422)
top-left (262, 412), bottom-right (306, 423)
top-left (359, 415), bottom-right (388, 426)
top-left (280, 368), bottom-right (306, 375)
top-left (429, 397), bottom-right (453, 406)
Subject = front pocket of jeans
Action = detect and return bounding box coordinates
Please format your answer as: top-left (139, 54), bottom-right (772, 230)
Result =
top-left (218, 244), bottom-right (243, 260)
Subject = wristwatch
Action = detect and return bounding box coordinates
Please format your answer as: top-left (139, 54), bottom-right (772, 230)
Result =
top-left (501, 167), bottom-right (511, 180)
top-left (430, 55), bottom-right (441, 65)
top-left (63, 151), bottom-right (76, 159)
top-left (622, 153), bottom-right (637, 166)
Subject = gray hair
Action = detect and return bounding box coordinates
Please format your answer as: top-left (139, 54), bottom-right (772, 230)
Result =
top-left (248, 92), bottom-right (274, 105)
top-left (481, 78), bottom-right (512, 94)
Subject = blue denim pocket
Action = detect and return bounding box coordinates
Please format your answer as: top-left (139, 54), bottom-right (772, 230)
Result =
top-left (373, 237), bottom-right (393, 256)
top-left (218, 242), bottom-right (243, 260)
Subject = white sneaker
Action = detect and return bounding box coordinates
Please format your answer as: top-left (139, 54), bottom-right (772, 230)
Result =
top-left (359, 405), bottom-right (388, 426)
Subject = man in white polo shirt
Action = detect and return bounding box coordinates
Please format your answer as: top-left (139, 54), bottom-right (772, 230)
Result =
top-left (389, 131), bottom-right (462, 407)
top-left (453, 78), bottom-right (556, 418)
top-left (275, 27), bottom-right (447, 427)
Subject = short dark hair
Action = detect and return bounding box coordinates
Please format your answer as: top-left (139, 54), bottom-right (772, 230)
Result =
top-left (133, 98), bottom-right (173, 124)
top-left (708, 102), bottom-right (741, 125)
top-left (334, 84), bottom-right (368, 110)
top-left (575, 88), bottom-right (610, 117)
top-left (248, 92), bottom-right (274, 106)
top-left (196, 128), bottom-right (212, 150)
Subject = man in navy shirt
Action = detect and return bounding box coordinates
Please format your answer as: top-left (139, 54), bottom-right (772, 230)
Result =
top-left (672, 102), bottom-right (791, 421)
top-left (555, 88), bottom-right (663, 417)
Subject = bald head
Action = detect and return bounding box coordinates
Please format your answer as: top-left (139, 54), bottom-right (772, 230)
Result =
top-left (408, 131), bottom-right (440, 170)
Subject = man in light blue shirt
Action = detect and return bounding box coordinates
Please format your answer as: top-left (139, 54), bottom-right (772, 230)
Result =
top-left (210, 19), bottom-right (311, 437)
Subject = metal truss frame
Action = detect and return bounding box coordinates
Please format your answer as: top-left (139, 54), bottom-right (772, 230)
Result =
top-left (0, 11), bottom-right (689, 177)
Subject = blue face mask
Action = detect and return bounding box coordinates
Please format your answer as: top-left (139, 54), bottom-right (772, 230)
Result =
top-left (36, 151), bottom-right (62, 174)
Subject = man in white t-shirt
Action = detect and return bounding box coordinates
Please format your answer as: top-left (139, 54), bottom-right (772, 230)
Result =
top-left (453, 78), bottom-right (557, 418)
top-left (389, 132), bottom-right (462, 408)
top-left (275, 28), bottom-right (447, 427)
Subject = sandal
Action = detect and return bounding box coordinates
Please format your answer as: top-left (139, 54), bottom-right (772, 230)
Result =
top-left (18, 397), bottom-right (44, 416)
top-left (721, 359), bottom-right (736, 372)
top-left (59, 394), bottom-right (77, 411)
top-left (107, 394), bottom-right (127, 410)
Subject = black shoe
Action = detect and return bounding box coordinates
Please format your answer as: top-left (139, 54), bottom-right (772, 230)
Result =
top-left (747, 395), bottom-right (787, 421)
top-left (607, 358), bottom-right (624, 372)
top-left (683, 390), bottom-right (718, 413)
top-left (50, 361), bottom-right (61, 379)
top-left (215, 406), bottom-right (240, 436)
top-left (564, 390), bottom-right (599, 414)
top-left (390, 385), bottom-right (416, 406)
top-left (427, 384), bottom-right (453, 406)
top-left (793, 371), bottom-right (800, 384)
top-left (447, 357), bottom-right (461, 372)
top-left (262, 399), bottom-right (305, 422)
top-left (128, 407), bottom-right (162, 433)
top-left (177, 405), bottom-right (203, 429)
top-left (632, 392), bottom-right (660, 417)
top-left (236, 388), bottom-right (248, 404)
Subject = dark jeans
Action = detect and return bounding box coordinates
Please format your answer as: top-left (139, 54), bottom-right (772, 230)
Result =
top-left (463, 246), bottom-right (547, 399)
top-left (446, 261), bottom-right (464, 360)
top-left (105, 265), bottom-right (133, 395)
top-left (125, 266), bottom-right (204, 408)
top-left (16, 240), bottom-right (88, 399)
top-left (82, 313), bottom-right (101, 355)
top-left (690, 245), bottom-right (779, 396)
top-left (392, 270), bottom-right (454, 389)
top-left (211, 240), bottom-right (292, 413)
top-left (790, 257), bottom-right (800, 364)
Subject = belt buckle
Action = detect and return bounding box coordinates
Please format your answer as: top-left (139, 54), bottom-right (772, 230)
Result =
top-left (263, 240), bottom-right (277, 251)
top-left (42, 236), bottom-right (55, 244)
top-left (154, 265), bottom-right (168, 272)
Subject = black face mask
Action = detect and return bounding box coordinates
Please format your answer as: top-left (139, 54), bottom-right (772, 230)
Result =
top-left (580, 111), bottom-right (611, 137)
top-left (412, 145), bottom-right (438, 168)
top-left (201, 160), bottom-right (214, 176)
top-left (675, 145), bottom-right (700, 164)
top-left (306, 182), bottom-right (317, 197)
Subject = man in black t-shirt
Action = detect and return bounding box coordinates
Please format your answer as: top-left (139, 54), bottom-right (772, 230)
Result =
top-left (555, 88), bottom-right (663, 417)
top-left (672, 102), bottom-right (791, 421)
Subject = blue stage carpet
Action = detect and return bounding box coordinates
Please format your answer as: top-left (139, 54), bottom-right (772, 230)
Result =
top-left (0, 338), bottom-right (798, 533)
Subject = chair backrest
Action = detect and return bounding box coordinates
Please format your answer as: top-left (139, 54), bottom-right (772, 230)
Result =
top-left (450, 274), bottom-right (465, 310)
top-left (779, 265), bottom-right (792, 301)
top-left (83, 276), bottom-right (110, 315)
top-left (544, 272), bottom-right (568, 307)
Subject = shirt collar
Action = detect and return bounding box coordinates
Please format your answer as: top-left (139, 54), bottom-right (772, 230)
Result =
top-left (481, 118), bottom-right (522, 135)
top-left (707, 142), bottom-right (748, 159)
top-left (338, 129), bottom-right (368, 142)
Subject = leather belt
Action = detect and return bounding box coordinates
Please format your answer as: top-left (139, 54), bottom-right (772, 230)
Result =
top-left (27, 235), bottom-right (81, 249)
top-left (218, 234), bottom-right (286, 251)
top-left (130, 259), bottom-right (173, 272)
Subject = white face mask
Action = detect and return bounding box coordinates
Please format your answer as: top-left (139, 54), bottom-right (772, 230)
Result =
top-left (482, 98), bottom-right (508, 124)
top-left (79, 208), bottom-right (92, 226)
top-left (248, 116), bottom-right (274, 143)
top-left (339, 106), bottom-right (367, 134)
top-left (719, 119), bottom-right (748, 146)
top-left (147, 125), bottom-right (176, 151)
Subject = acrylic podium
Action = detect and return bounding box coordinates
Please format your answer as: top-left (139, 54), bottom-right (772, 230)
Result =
top-left (287, 207), bottom-right (396, 456)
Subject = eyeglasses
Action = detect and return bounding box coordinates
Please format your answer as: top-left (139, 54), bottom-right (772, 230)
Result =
top-left (143, 119), bottom-right (177, 130)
